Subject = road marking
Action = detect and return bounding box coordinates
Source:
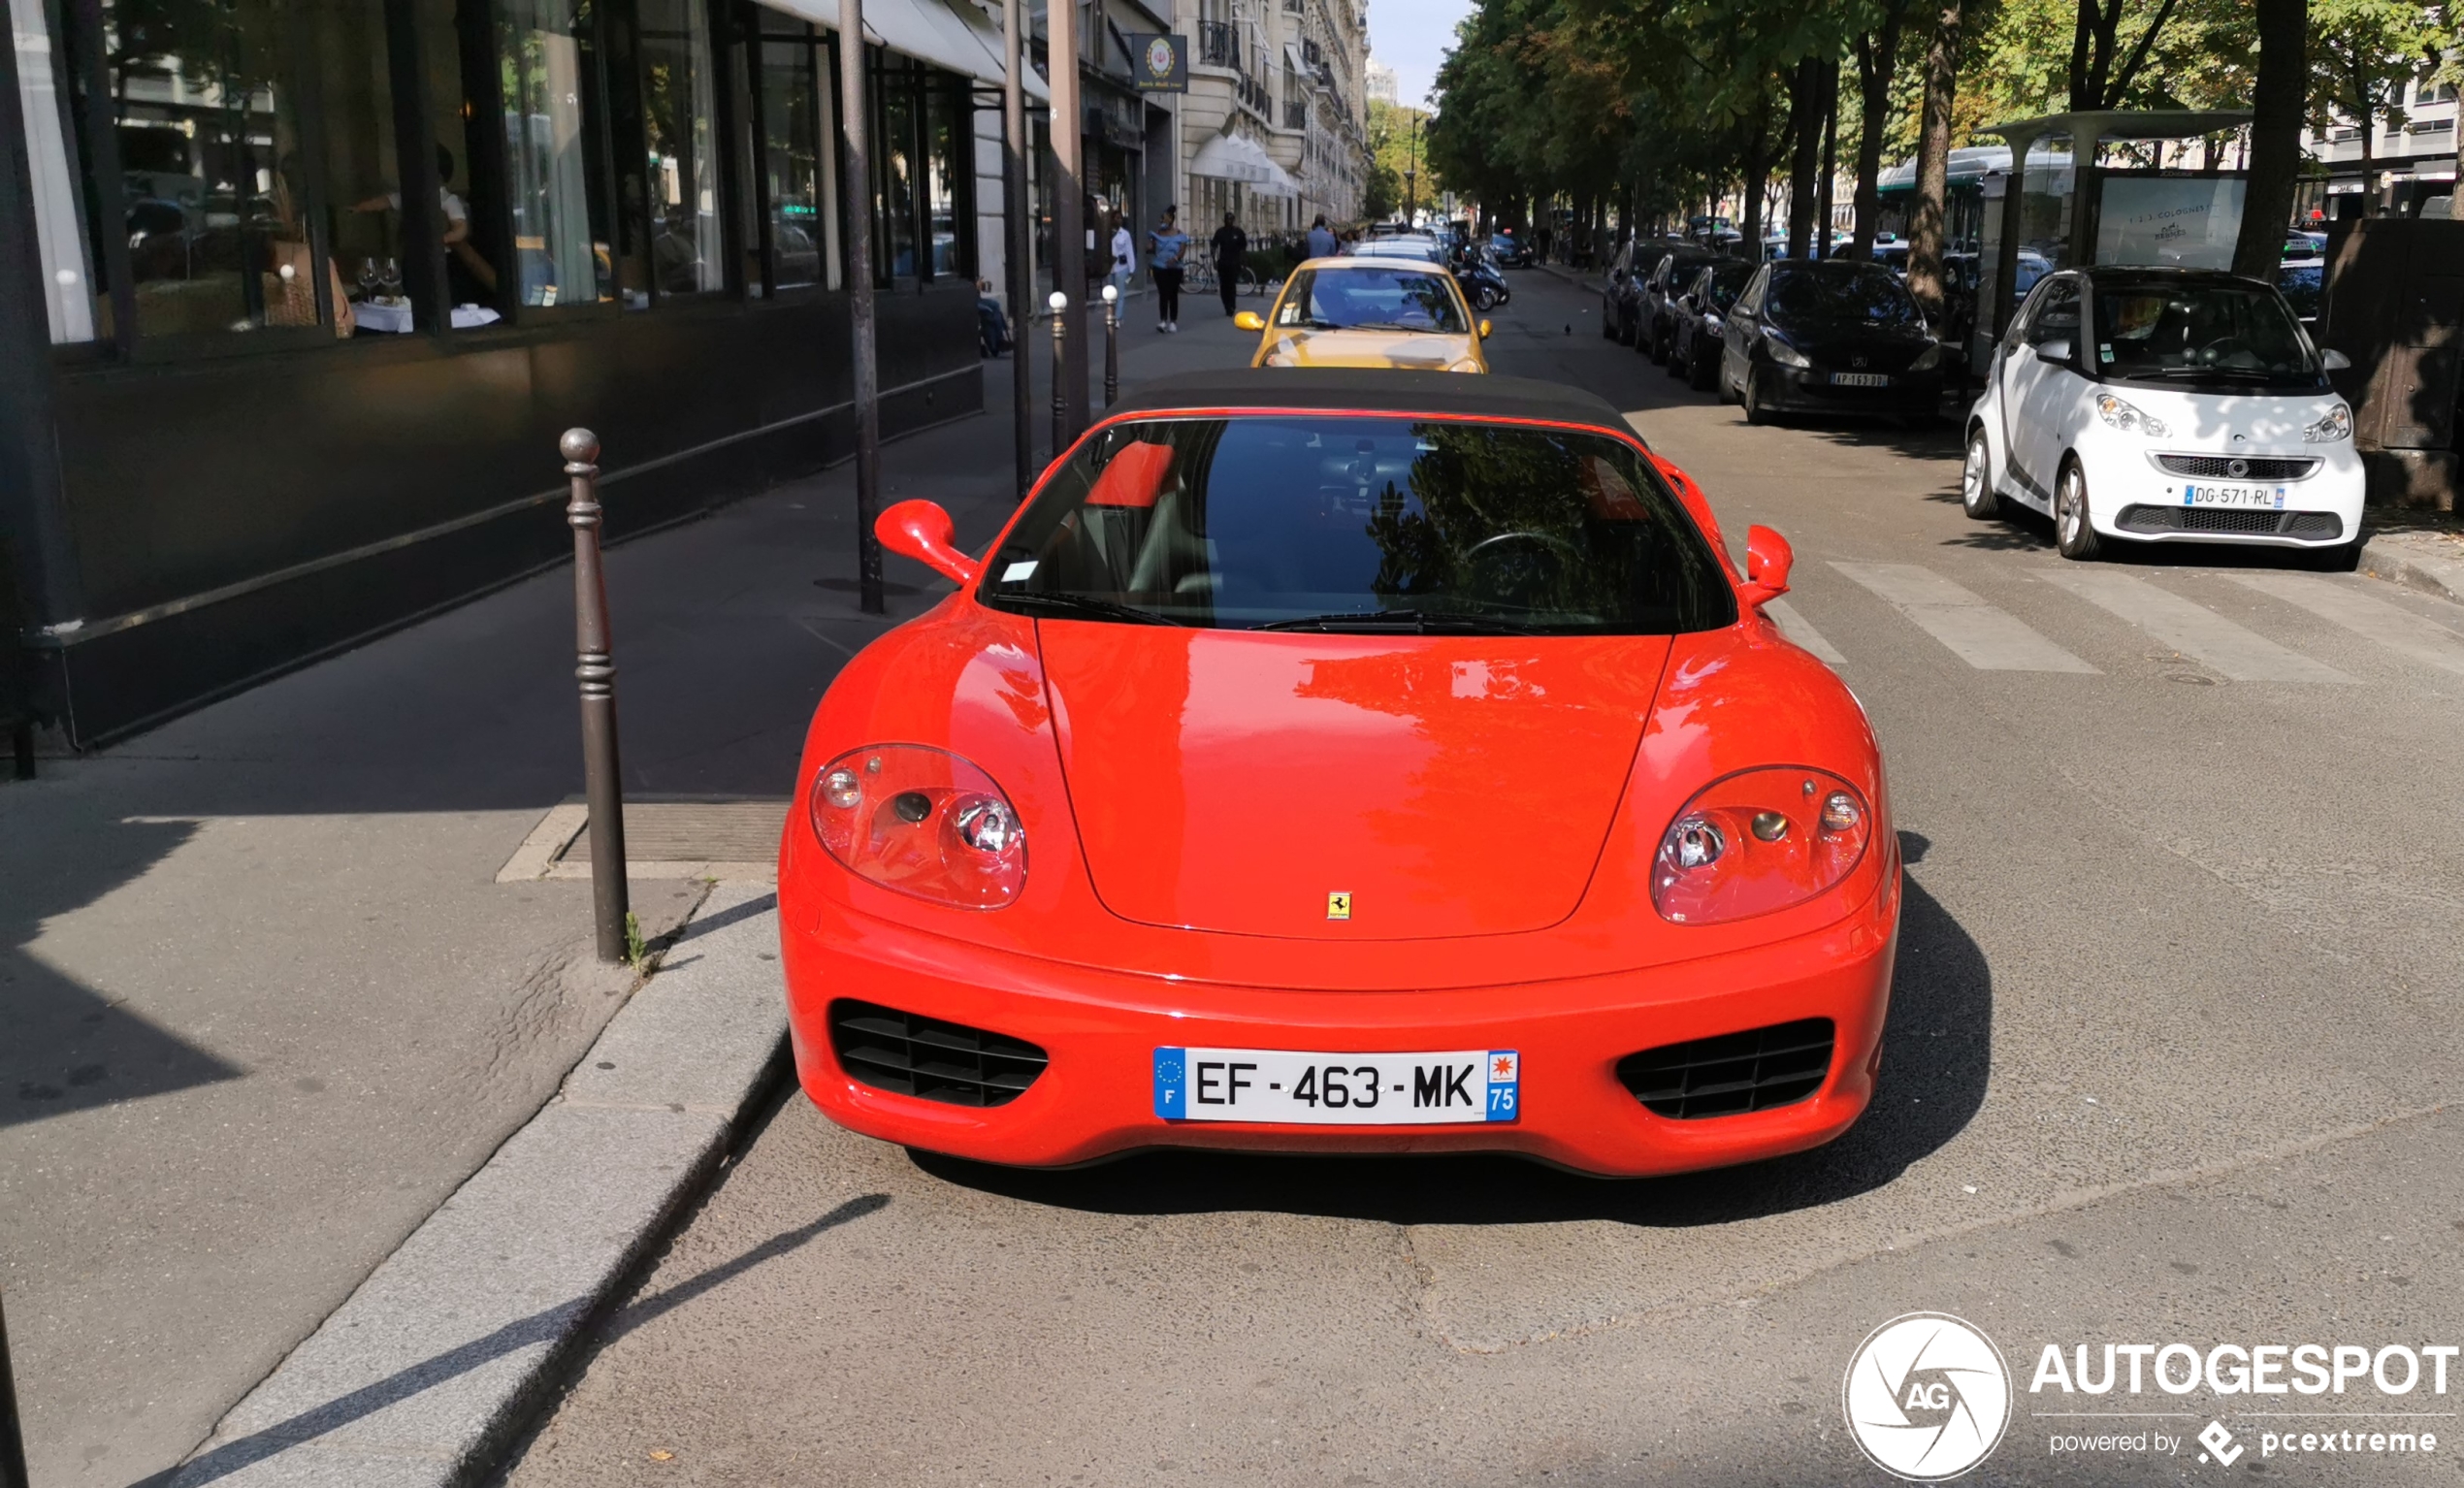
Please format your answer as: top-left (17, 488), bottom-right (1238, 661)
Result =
top-left (2037, 569), bottom-right (2359, 684)
top-left (1830, 561), bottom-right (2100, 672)
top-left (2229, 573), bottom-right (2464, 677)
top-left (1763, 598), bottom-right (1847, 663)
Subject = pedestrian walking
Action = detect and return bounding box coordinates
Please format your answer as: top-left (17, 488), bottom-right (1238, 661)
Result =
top-left (1107, 214), bottom-right (1134, 300)
top-left (1147, 206), bottom-right (1188, 333)
top-left (1307, 213), bottom-right (1337, 260)
top-left (1209, 211), bottom-right (1248, 317)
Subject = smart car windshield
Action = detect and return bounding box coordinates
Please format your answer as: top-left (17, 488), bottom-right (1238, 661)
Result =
top-left (1277, 266), bottom-right (1466, 333)
top-left (982, 415), bottom-right (1735, 634)
top-left (2093, 276), bottom-right (2321, 387)
top-left (1766, 263), bottom-right (1925, 329)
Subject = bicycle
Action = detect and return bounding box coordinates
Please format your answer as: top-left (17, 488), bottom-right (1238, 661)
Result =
top-left (1183, 261), bottom-right (1264, 299)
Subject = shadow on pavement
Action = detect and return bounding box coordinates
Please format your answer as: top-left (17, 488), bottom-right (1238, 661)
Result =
top-left (911, 872), bottom-right (1989, 1228)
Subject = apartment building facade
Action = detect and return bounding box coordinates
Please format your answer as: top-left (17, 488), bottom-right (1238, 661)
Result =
top-left (1174, 0), bottom-right (1368, 234)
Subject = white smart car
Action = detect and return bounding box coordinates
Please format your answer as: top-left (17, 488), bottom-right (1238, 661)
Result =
top-left (1962, 266), bottom-right (2361, 565)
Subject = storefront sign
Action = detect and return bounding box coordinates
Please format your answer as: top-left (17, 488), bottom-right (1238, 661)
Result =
top-left (1129, 33), bottom-right (1187, 93)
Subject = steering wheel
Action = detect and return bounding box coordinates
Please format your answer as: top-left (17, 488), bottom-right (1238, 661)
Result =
top-left (1462, 531), bottom-right (1580, 608)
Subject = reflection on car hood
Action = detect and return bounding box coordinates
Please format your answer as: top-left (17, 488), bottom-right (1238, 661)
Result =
top-left (1040, 625), bottom-right (1671, 940)
top-left (1768, 326), bottom-right (1934, 371)
top-left (2093, 384), bottom-right (2344, 448)
top-left (1263, 328), bottom-right (1480, 371)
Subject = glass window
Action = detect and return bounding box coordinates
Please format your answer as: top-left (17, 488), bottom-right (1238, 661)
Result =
top-left (11, 0), bottom-right (98, 341)
top-left (924, 75), bottom-right (964, 277)
top-left (496, 0), bottom-right (614, 308)
top-left (982, 416), bottom-right (1735, 634)
top-left (878, 62), bottom-right (918, 280)
top-left (637, 0), bottom-right (724, 295)
top-left (756, 25), bottom-right (836, 291)
top-left (2092, 276), bottom-right (2322, 390)
top-left (1764, 263), bottom-right (1925, 329)
top-left (1273, 264), bottom-right (1466, 333)
top-left (95, 0), bottom-right (349, 339)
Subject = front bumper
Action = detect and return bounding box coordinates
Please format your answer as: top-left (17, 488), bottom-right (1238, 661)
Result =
top-left (2088, 442), bottom-right (2365, 548)
top-left (781, 874), bottom-right (1900, 1179)
top-left (1762, 364), bottom-right (1944, 417)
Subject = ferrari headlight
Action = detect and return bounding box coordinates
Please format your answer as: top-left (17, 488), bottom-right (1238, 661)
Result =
top-left (1765, 336), bottom-right (1812, 370)
top-left (808, 744), bottom-right (1026, 908)
top-left (1909, 342), bottom-right (1942, 372)
top-left (2093, 393), bottom-right (2170, 438)
top-left (2304, 402), bottom-right (2352, 442)
top-left (1652, 767), bottom-right (1873, 925)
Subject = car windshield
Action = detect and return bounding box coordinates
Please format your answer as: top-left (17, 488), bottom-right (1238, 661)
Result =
top-left (1766, 264), bottom-right (1924, 329)
top-left (1661, 252), bottom-right (1720, 285)
top-left (982, 415), bottom-right (1735, 634)
top-left (1276, 266), bottom-right (1467, 333)
top-left (2278, 263), bottom-right (2324, 322)
top-left (2093, 277), bottom-right (2321, 386)
top-left (1701, 261), bottom-right (1755, 309)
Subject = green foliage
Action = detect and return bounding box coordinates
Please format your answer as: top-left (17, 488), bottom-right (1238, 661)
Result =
top-left (1367, 100), bottom-right (1439, 218)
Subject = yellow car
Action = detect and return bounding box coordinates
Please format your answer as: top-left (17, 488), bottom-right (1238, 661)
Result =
top-left (1234, 256), bottom-right (1492, 372)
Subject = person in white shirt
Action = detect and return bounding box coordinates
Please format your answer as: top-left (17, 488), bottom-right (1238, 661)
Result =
top-left (1108, 215), bottom-right (1134, 298)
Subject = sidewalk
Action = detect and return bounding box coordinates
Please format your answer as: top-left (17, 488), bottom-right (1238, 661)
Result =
top-left (0, 307), bottom-right (1260, 1486)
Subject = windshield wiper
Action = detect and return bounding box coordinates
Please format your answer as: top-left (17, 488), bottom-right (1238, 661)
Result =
top-left (2127, 365), bottom-right (2299, 382)
top-left (991, 591), bottom-right (1182, 626)
top-left (1336, 320), bottom-right (1443, 333)
top-left (1252, 608), bottom-right (1542, 634)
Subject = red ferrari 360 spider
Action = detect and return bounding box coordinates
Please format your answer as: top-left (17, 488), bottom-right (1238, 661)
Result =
top-left (778, 369), bottom-right (1898, 1178)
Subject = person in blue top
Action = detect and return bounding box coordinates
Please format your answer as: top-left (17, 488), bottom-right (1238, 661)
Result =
top-left (1307, 213), bottom-right (1337, 260)
top-left (1147, 207), bottom-right (1188, 333)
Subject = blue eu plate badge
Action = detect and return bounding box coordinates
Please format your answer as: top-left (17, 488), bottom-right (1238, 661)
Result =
top-left (1152, 1047), bottom-right (1519, 1125)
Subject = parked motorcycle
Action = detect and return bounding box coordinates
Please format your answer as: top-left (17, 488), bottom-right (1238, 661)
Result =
top-left (1458, 253), bottom-right (1511, 312)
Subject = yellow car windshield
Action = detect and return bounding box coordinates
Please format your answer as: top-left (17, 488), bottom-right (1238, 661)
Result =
top-left (1275, 267), bottom-right (1467, 335)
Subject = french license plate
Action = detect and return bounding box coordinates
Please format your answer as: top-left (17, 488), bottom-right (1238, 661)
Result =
top-left (1831, 372), bottom-right (1891, 387)
top-left (1153, 1047), bottom-right (1519, 1124)
top-left (2184, 483), bottom-right (2286, 509)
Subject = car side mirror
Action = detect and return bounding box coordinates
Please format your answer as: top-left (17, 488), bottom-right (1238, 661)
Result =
top-left (876, 500), bottom-right (979, 585)
top-left (1737, 524), bottom-right (1793, 610)
top-left (2035, 338), bottom-right (2074, 365)
top-left (2321, 347), bottom-right (2352, 371)
top-left (1234, 309), bottom-right (1266, 333)
top-left (1478, 318), bottom-right (1492, 340)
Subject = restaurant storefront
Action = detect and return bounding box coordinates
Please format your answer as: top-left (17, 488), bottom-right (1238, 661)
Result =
top-left (0, 0), bottom-right (1003, 744)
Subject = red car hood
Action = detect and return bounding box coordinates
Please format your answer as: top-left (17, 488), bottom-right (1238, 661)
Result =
top-left (1038, 621), bottom-right (1672, 940)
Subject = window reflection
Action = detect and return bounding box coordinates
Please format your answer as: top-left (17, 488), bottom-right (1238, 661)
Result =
top-left (638, 0), bottom-right (723, 295)
top-left (880, 65), bottom-right (917, 280)
top-left (496, 0), bottom-right (612, 308)
top-left (925, 78), bottom-right (959, 276)
top-left (757, 24), bottom-right (836, 291)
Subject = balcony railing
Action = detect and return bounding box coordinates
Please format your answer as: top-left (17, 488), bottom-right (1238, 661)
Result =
top-left (1197, 21), bottom-right (1238, 67)
top-left (1284, 99), bottom-right (1308, 130)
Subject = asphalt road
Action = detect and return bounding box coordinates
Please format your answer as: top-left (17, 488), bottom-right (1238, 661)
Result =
top-left (496, 271), bottom-right (2464, 1486)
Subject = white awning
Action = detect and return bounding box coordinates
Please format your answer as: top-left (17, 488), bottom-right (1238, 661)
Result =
top-left (758, 0), bottom-right (1048, 99)
top-left (1190, 131), bottom-right (1273, 182)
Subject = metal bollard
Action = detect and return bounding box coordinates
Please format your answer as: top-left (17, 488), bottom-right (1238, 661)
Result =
top-left (1048, 291), bottom-right (1070, 460)
top-left (562, 429), bottom-right (631, 965)
top-left (1101, 282), bottom-right (1119, 407)
top-left (1, 1289), bottom-right (27, 1488)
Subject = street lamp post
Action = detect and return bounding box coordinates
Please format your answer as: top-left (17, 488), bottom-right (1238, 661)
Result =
top-left (1003, 0), bottom-right (1033, 498)
top-left (838, 0), bottom-right (884, 613)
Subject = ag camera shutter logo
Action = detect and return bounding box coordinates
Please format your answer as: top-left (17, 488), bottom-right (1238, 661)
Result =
top-left (1843, 1312), bottom-right (2014, 1479)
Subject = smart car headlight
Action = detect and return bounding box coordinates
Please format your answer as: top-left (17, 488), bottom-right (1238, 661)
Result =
top-left (2093, 393), bottom-right (2169, 438)
top-left (1766, 336), bottom-right (1813, 370)
top-left (1652, 767), bottom-right (1872, 925)
top-left (2304, 402), bottom-right (2353, 442)
top-left (810, 744), bottom-right (1026, 908)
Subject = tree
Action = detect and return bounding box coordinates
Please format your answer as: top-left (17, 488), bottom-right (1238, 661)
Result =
top-left (1904, 0), bottom-right (1966, 320)
top-left (2310, 0), bottom-right (2457, 212)
top-left (1848, 0), bottom-right (1915, 257)
top-left (2068, 0), bottom-right (2186, 109)
top-left (2235, 0), bottom-right (2308, 275)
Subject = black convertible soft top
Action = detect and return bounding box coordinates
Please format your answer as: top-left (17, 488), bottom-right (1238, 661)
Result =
top-left (1104, 369), bottom-right (1644, 443)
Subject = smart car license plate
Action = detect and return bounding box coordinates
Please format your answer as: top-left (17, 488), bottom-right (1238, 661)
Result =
top-left (1153, 1048), bottom-right (1519, 1124)
top-left (1830, 372), bottom-right (1890, 387)
top-left (2184, 483), bottom-right (2286, 509)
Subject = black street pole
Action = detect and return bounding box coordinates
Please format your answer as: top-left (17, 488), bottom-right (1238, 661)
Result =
top-left (1003, 0), bottom-right (1034, 495)
top-left (1102, 281), bottom-right (1119, 406)
top-left (840, 0), bottom-right (884, 613)
top-left (562, 430), bottom-right (629, 965)
top-left (1049, 290), bottom-right (1069, 458)
top-left (0, 1289), bottom-right (25, 1488)
top-left (1049, 0), bottom-right (1086, 437)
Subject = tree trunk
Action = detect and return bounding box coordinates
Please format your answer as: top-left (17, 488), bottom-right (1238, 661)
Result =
top-left (1815, 61), bottom-right (1839, 259)
top-left (2232, 0), bottom-right (2306, 277)
top-left (1741, 86), bottom-right (1775, 250)
top-left (1906, 0), bottom-right (1964, 320)
top-left (1787, 57), bottom-right (1820, 259)
top-left (1850, 6), bottom-right (1909, 260)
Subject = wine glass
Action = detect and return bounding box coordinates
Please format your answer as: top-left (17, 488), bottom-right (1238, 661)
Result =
top-left (356, 257), bottom-right (380, 300)
top-left (377, 257), bottom-right (402, 300)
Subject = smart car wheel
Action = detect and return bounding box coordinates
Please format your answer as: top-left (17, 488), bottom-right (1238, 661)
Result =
top-left (2055, 458), bottom-right (2102, 561)
top-left (1743, 369), bottom-right (1776, 426)
top-left (1961, 426), bottom-right (2001, 520)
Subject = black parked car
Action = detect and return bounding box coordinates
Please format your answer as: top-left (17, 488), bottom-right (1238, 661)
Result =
top-left (1640, 246), bottom-right (1727, 363)
top-left (1599, 237), bottom-right (1663, 343)
top-left (1718, 259), bottom-right (1946, 425)
top-left (1666, 260), bottom-right (1757, 390)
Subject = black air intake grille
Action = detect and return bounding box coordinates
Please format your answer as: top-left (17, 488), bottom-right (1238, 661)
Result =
top-left (828, 999), bottom-right (1049, 1107)
top-left (2117, 504), bottom-right (2343, 539)
top-left (1617, 1018), bottom-right (1834, 1119)
top-left (2156, 454), bottom-right (2318, 481)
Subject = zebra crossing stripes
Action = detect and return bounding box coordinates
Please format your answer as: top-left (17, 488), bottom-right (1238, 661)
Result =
top-left (1763, 598), bottom-right (1847, 663)
top-left (2035, 569), bottom-right (2360, 685)
top-left (2229, 573), bottom-right (2464, 678)
top-left (1829, 562), bottom-right (2100, 673)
